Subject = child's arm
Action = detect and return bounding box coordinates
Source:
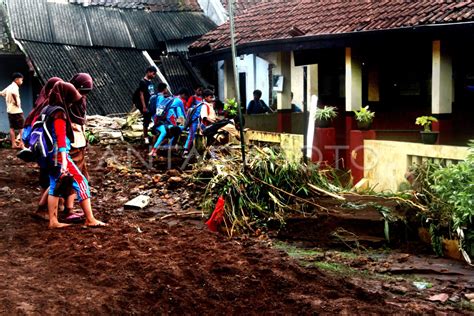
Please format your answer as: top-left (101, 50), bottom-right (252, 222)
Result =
top-left (53, 118), bottom-right (69, 173)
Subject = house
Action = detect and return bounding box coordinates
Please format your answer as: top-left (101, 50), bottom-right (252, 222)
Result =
top-left (190, 1), bottom-right (474, 148)
top-left (0, 0), bottom-right (216, 132)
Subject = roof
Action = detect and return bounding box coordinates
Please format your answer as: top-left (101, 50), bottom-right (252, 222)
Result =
top-left (20, 41), bottom-right (162, 115)
top-left (191, 0), bottom-right (474, 53)
top-left (6, 0), bottom-right (216, 50)
top-left (220, 0), bottom-right (277, 16)
top-left (68, 0), bottom-right (202, 12)
top-left (160, 53), bottom-right (201, 93)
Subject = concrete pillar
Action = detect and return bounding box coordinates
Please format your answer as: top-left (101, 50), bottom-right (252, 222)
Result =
top-left (223, 59), bottom-right (236, 100)
top-left (275, 51), bottom-right (292, 132)
top-left (307, 64), bottom-right (318, 99)
top-left (345, 47), bottom-right (362, 112)
top-left (432, 40), bottom-right (453, 114)
top-left (291, 52), bottom-right (304, 107)
top-left (275, 51), bottom-right (292, 110)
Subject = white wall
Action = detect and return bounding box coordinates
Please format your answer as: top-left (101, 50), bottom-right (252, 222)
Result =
top-left (255, 56), bottom-right (270, 106)
top-left (197, 0), bottom-right (228, 26)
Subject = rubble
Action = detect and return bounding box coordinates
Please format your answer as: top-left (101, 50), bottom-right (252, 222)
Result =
top-left (124, 195), bottom-right (151, 209)
top-left (85, 111), bottom-right (143, 144)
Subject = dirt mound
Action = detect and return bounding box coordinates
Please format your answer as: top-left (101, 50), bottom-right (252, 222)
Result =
top-left (0, 146), bottom-right (435, 314)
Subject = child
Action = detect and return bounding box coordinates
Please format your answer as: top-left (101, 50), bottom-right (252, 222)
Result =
top-left (0, 73), bottom-right (25, 149)
top-left (45, 82), bottom-right (105, 229)
top-left (148, 95), bottom-right (186, 156)
top-left (186, 84), bottom-right (203, 111)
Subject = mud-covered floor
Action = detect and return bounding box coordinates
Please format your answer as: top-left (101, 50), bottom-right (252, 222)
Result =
top-left (0, 144), bottom-right (472, 314)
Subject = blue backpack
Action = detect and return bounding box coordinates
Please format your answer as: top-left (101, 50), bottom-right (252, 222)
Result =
top-left (184, 102), bottom-right (203, 129)
top-left (17, 106), bottom-right (64, 163)
top-left (153, 96), bottom-right (174, 123)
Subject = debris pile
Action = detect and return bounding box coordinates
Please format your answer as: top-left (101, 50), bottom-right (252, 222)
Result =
top-left (191, 146), bottom-right (347, 236)
top-left (85, 111), bottom-right (143, 144)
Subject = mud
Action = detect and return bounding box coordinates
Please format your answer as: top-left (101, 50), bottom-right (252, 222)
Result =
top-left (0, 145), bottom-right (469, 314)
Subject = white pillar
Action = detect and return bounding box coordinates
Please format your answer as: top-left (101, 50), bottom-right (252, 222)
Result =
top-left (275, 51), bottom-right (292, 110)
top-left (345, 47), bottom-right (362, 111)
top-left (432, 40), bottom-right (453, 114)
top-left (307, 64), bottom-right (318, 100)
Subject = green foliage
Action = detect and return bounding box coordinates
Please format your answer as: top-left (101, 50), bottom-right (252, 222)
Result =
top-left (197, 147), bottom-right (344, 236)
top-left (354, 106), bottom-right (375, 128)
top-left (85, 130), bottom-right (98, 145)
top-left (431, 141), bottom-right (474, 231)
top-left (410, 141), bottom-right (474, 259)
top-left (415, 116), bottom-right (438, 132)
top-left (315, 106), bottom-right (338, 121)
top-left (224, 98), bottom-right (239, 118)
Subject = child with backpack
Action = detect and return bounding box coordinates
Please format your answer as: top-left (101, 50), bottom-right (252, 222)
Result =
top-left (42, 82), bottom-right (105, 229)
top-left (148, 94), bottom-right (186, 157)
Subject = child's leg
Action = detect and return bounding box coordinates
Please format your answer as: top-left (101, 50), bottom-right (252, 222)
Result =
top-left (153, 125), bottom-right (168, 149)
top-left (66, 156), bottom-right (105, 227)
top-left (9, 128), bottom-right (17, 148)
top-left (184, 122), bottom-right (197, 152)
top-left (48, 195), bottom-right (70, 229)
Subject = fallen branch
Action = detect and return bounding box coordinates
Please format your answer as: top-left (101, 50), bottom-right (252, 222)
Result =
top-left (250, 175), bottom-right (329, 212)
top-left (308, 183), bottom-right (346, 201)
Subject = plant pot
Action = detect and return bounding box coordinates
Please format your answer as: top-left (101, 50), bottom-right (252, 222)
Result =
top-left (316, 118), bottom-right (332, 128)
top-left (420, 131), bottom-right (439, 144)
top-left (356, 121), bottom-right (372, 130)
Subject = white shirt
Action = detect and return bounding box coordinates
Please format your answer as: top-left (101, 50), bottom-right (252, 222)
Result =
top-left (0, 82), bottom-right (22, 114)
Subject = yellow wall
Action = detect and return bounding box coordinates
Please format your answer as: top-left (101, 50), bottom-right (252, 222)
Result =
top-left (364, 140), bottom-right (469, 192)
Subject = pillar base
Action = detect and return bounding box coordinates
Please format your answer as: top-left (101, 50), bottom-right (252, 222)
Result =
top-left (432, 114), bottom-right (453, 144)
top-left (312, 127), bottom-right (336, 166)
top-left (277, 109), bottom-right (292, 133)
top-left (349, 130), bottom-right (376, 185)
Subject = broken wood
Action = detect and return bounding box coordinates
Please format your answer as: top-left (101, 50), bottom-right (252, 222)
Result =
top-left (308, 183), bottom-right (345, 201)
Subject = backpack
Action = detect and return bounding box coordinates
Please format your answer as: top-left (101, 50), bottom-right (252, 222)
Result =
top-left (184, 102), bottom-right (203, 129)
top-left (154, 96), bottom-right (174, 123)
top-left (17, 105), bottom-right (64, 163)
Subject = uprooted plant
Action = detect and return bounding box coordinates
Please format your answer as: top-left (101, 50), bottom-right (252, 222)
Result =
top-left (410, 141), bottom-right (474, 264)
top-left (193, 146), bottom-right (345, 236)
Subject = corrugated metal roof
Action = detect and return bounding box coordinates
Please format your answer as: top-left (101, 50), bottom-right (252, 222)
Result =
top-left (121, 9), bottom-right (161, 49)
top-left (7, 0), bottom-right (53, 42)
top-left (165, 38), bottom-right (196, 53)
top-left (48, 3), bottom-right (92, 46)
top-left (68, 0), bottom-right (202, 12)
top-left (6, 0), bottom-right (216, 49)
top-left (84, 6), bottom-right (133, 48)
top-left (20, 41), bottom-right (162, 115)
top-left (160, 53), bottom-right (200, 93)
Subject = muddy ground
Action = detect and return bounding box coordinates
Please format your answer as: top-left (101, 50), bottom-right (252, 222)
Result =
top-left (0, 144), bottom-right (472, 315)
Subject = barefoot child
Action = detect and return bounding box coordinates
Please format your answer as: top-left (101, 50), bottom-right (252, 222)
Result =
top-left (45, 82), bottom-right (105, 229)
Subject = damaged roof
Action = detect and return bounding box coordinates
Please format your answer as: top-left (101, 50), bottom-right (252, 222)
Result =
top-left (191, 0), bottom-right (474, 53)
top-left (160, 53), bottom-right (201, 93)
top-left (6, 0), bottom-right (216, 49)
top-left (21, 41), bottom-right (162, 115)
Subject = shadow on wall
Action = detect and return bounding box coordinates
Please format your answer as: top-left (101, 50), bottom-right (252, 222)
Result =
top-left (0, 55), bottom-right (33, 133)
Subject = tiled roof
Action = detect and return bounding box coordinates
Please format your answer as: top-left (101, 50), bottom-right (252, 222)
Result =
top-left (191, 0), bottom-right (474, 53)
top-left (68, 0), bottom-right (202, 12)
top-left (20, 41), bottom-right (163, 115)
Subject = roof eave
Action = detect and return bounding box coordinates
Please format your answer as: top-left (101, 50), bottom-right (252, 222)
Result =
top-left (189, 21), bottom-right (474, 61)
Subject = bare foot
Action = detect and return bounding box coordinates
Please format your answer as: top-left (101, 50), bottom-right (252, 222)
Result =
top-left (48, 222), bottom-right (72, 229)
top-left (85, 219), bottom-right (107, 227)
top-left (148, 150), bottom-right (157, 157)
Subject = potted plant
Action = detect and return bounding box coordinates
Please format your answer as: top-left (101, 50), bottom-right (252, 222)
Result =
top-left (315, 106), bottom-right (337, 128)
top-left (224, 98), bottom-right (238, 119)
top-left (354, 106), bottom-right (375, 130)
top-left (415, 116), bottom-right (438, 144)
